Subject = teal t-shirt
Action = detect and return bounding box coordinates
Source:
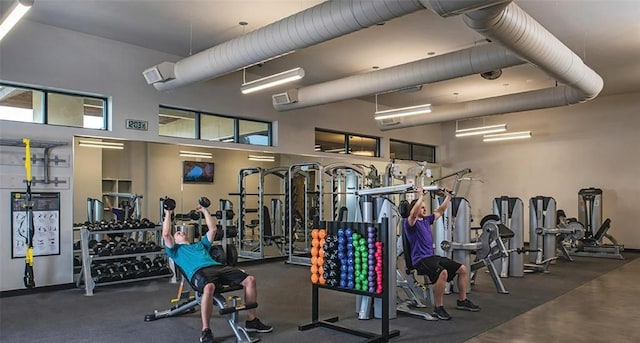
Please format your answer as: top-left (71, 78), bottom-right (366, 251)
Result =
top-left (165, 235), bottom-right (221, 281)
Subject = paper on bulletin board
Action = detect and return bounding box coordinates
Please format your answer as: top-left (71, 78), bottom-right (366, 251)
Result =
top-left (11, 192), bottom-right (61, 258)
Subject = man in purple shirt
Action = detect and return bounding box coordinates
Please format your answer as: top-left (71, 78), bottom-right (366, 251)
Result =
top-left (404, 188), bottom-right (480, 320)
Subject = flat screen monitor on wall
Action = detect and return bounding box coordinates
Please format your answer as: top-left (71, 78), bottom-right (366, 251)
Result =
top-left (183, 161), bottom-right (214, 183)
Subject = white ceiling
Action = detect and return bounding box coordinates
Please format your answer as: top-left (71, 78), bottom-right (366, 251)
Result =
top-left (4, 0), bottom-right (640, 112)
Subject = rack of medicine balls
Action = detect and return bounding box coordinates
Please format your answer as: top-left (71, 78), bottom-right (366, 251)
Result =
top-left (299, 218), bottom-right (399, 342)
top-left (75, 221), bottom-right (171, 296)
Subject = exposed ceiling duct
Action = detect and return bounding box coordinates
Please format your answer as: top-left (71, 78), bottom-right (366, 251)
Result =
top-left (144, 0), bottom-right (602, 130)
top-left (374, 0), bottom-right (603, 130)
top-left (145, 0), bottom-right (428, 91)
top-left (272, 0), bottom-right (602, 130)
top-left (273, 43), bottom-right (526, 111)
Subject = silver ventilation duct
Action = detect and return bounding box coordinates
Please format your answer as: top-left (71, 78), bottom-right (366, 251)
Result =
top-left (273, 44), bottom-right (526, 111)
top-left (378, 0), bottom-right (603, 129)
top-left (273, 0), bottom-right (602, 130)
top-left (145, 0), bottom-right (603, 129)
top-left (378, 1), bottom-right (603, 131)
top-left (146, 0), bottom-right (427, 91)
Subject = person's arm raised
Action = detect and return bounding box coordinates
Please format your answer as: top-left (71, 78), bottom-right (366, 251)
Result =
top-left (162, 209), bottom-right (175, 249)
top-left (197, 206), bottom-right (218, 243)
top-left (407, 191), bottom-right (425, 227)
top-left (433, 189), bottom-right (452, 221)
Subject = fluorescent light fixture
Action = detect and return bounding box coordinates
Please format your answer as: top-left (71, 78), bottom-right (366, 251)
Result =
top-left (179, 154), bottom-right (212, 159)
top-left (0, 0), bottom-right (33, 42)
top-left (248, 154), bottom-right (275, 162)
top-left (78, 140), bottom-right (124, 150)
top-left (483, 131), bottom-right (532, 142)
top-left (374, 103), bottom-right (431, 121)
top-left (241, 67), bottom-right (305, 94)
top-left (179, 150), bottom-right (212, 159)
top-left (314, 144), bottom-right (322, 151)
top-left (456, 124), bottom-right (507, 137)
top-left (351, 151), bottom-right (374, 157)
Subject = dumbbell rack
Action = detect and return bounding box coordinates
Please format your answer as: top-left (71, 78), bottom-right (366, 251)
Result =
top-left (299, 219), bottom-right (400, 342)
top-left (77, 226), bottom-right (171, 296)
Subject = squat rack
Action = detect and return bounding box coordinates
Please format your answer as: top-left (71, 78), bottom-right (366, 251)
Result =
top-left (232, 166), bottom-right (289, 260)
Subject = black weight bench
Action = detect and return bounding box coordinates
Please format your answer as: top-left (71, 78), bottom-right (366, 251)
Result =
top-left (145, 263), bottom-right (259, 343)
top-left (261, 206), bottom-right (286, 254)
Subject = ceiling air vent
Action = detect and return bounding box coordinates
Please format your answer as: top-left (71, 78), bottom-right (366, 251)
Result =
top-left (379, 117), bottom-right (402, 127)
top-left (272, 89), bottom-right (298, 106)
top-left (480, 69), bottom-right (502, 80)
top-left (142, 62), bottom-right (176, 85)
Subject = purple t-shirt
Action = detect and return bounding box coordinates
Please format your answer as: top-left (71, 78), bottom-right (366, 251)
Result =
top-left (404, 214), bottom-right (435, 267)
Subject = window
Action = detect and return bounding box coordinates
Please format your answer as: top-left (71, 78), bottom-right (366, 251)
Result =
top-left (315, 129), bottom-right (379, 157)
top-left (159, 107), bottom-right (197, 139)
top-left (390, 140), bottom-right (411, 160)
top-left (201, 113), bottom-right (234, 142)
top-left (348, 135), bottom-right (377, 157)
top-left (239, 119), bottom-right (271, 146)
top-left (159, 105), bottom-right (272, 146)
top-left (0, 83), bottom-right (106, 130)
top-left (390, 139), bottom-right (436, 163)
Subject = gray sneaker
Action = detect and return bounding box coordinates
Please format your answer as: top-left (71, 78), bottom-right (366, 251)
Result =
top-left (200, 328), bottom-right (214, 343)
top-left (433, 306), bottom-right (451, 320)
top-left (456, 298), bottom-right (481, 312)
top-left (245, 318), bottom-right (273, 333)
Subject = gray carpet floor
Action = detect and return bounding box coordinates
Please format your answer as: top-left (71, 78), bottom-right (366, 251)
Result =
top-left (1, 252), bottom-right (636, 343)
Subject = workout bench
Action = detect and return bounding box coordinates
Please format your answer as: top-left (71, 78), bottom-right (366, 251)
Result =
top-left (145, 262), bottom-right (260, 343)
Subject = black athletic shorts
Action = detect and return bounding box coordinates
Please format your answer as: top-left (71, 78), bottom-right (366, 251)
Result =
top-left (191, 266), bottom-right (248, 293)
top-left (415, 256), bottom-right (462, 283)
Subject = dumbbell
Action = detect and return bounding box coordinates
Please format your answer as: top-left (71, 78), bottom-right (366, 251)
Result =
top-left (141, 218), bottom-right (154, 228)
top-left (163, 197), bottom-right (176, 211)
top-left (91, 265), bottom-right (108, 283)
top-left (112, 241), bottom-right (127, 255)
top-left (187, 210), bottom-right (201, 221)
top-left (214, 209), bottom-right (235, 220)
top-left (139, 257), bottom-right (153, 276)
top-left (198, 196), bottom-right (211, 208)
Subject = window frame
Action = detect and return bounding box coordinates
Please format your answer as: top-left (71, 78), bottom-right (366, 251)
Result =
top-left (159, 105), bottom-right (273, 147)
top-left (0, 82), bottom-right (108, 130)
top-left (389, 138), bottom-right (436, 163)
top-left (315, 128), bottom-right (380, 157)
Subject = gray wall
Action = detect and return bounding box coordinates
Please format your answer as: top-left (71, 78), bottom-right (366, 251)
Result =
top-left (440, 92), bottom-right (640, 247)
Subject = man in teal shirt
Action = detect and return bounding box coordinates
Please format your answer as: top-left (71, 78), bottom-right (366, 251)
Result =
top-left (163, 204), bottom-right (272, 343)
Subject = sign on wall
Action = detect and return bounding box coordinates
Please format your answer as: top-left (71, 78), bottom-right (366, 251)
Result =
top-left (126, 119), bottom-right (148, 131)
top-left (11, 192), bottom-right (61, 258)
